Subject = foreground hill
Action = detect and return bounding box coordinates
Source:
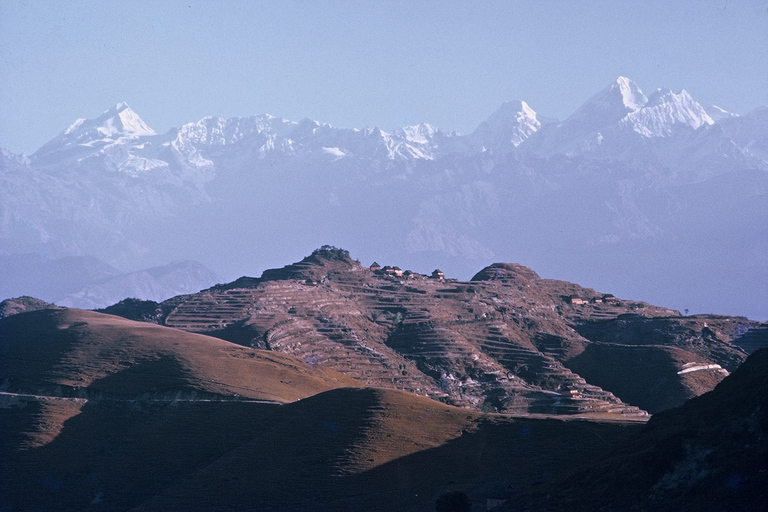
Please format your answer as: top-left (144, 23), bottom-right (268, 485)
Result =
top-left (132, 388), bottom-right (643, 512)
top-left (0, 307), bottom-right (358, 403)
top-left (0, 302), bottom-right (641, 511)
top-left (502, 348), bottom-right (768, 511)
top-left (1, 274), bottom-right (764, 511)
top-left (106, 247), bottom-right (763, 416)
top-left (1, 385), bottom-right (643, 511)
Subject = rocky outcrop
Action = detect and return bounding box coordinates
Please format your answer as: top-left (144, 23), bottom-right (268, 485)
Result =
top-left (0, 296), bottom-right (58, 319)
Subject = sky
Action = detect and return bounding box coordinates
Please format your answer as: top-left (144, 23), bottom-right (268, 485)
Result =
top-left (1, 0), bottom-right (767, 155)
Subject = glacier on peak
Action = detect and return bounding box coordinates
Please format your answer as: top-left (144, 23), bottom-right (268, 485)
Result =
top-left (614, 76), bottom-right (648, 111)
top-left (394, 123), bottom-right (439, 145)
top-left (470, 100), bottom-right (542, 149)
top-left (530, 77), bottom-right (721, 155)
top-left (32, 102), bottom-right (156, 164)
top-left (621, 87), bottom-right (713, 137)
top-left (177, 114), bottom-right (297, 147)
top-left (87, 102), bottom-right (156, 139)
top-left (560, 77), bottom-right (648, 134)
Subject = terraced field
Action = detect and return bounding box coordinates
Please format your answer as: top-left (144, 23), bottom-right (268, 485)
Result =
top-left (106, 247), bottom-right (764, 416)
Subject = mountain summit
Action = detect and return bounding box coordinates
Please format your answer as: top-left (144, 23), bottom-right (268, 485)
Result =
top-left (38, 102), bottom-right (155, 149)
top-left (622, 87), bottom-right (714, 137)
top-left (562, 76), bottom-right (649, 133)
top-left (31, 102), bottom-right (157, 167)
top-left (470, 100), bottom-right (542, 150)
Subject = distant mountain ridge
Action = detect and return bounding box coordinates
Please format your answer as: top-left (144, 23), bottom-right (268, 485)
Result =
top-left (18, 77), bottom-right (765, 172)
top-left (1, 77), bottom-right (766, 319)
top-left (0, 256), bottom-right (221, 309)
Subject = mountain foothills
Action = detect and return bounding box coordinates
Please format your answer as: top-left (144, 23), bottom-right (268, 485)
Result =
top-left (1, 247), bottom-right (767, 511)
top-left (1, 77), bottom-right (766, 318)
top-left (88, 247), bottom-right (765, 417)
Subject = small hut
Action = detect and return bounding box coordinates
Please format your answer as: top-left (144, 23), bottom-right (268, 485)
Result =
top-left (560, 385), bottom-right (581, 398)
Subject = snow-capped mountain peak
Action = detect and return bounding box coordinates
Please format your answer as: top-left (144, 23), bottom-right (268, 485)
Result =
top-left (71, 102), bottom-right (156, 140)
top-left (33, 102), bottom-right (156, 162)
top-left (622, 87), bottom-right (713, 137)
top-left (554, 77), bottom-right (649, 141)
top-left (470, 100), bottom-right (542, 149)
top-left (614, 76), bottom-right (648, 111)
top-left (100, 102), bottom-right (157, 138)
top-left (395, 123), bottom-right (439, 145)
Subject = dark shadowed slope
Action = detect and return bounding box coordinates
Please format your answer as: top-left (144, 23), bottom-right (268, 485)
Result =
top-left (130, 387), bottom-right (643, 512)
top-left (503, 348), bottom-right (768, 511)
top-left (1, 385), bottom-right (643, 512)
top-left (0, 308), bottom-right (358, 511)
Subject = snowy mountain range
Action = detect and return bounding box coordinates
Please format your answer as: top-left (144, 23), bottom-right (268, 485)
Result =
top-left (1, 77), bottom-right (766, 317)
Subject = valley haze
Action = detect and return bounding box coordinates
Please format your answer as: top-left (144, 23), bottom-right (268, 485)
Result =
top-left (0, 76), bottom-right (766, 320)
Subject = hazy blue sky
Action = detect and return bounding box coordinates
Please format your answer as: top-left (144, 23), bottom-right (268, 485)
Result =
top-left (1, 0), bottom-right (767, 155)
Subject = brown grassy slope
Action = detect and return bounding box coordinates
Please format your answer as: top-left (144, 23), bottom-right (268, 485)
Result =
top-left (503, 348), bottom-right (768, 512)
top-left (0, 395), bottom-right (87, 449)
top-left (133, 387), bottom-right (643, 512)
top-left (0, 308), bottom-right (359, 401)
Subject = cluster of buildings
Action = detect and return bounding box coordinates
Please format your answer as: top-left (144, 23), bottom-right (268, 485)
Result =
top-left (565, 294), bottom-right (618, 305)
top-left (369, 262), bottom-right (445, 281)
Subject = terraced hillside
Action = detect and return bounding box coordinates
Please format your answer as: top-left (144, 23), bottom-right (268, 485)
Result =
top-left (106, 247), bottom-right (765, 415)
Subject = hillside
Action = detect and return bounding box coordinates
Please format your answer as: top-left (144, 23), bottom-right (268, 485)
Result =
top-left (2, 258), bottom-right (765, 511)
top-left (502, 348), bottom-right (768, 511)
top-left (104, 247), bottom-right (764, 416)
top-left (1, 385), bottom-right (642, 512)
top-left (0, 307), bottom-right (358, 403)
top-left (132, 388), bottom-right (642, 512)
top-left (0, 304), bottom-right (644, 511)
